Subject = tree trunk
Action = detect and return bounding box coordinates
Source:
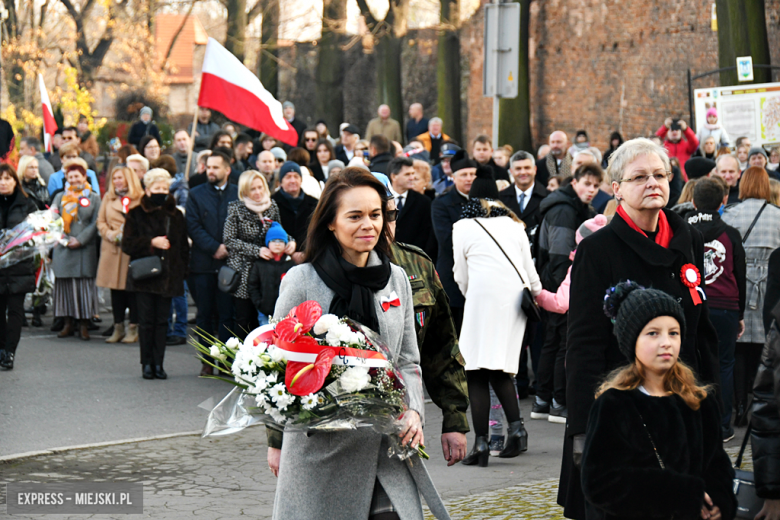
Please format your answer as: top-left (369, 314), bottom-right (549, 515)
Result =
top-left (375, 34), bottom-right (403, 129)
top-left (498, 0), bottom-right (531, 153)
top-left (315, 0), bottom-right (346, 131)
top-left (744, 0), bottom-right (771, 84)
top-left (727, 0), bottom-right (751, 84)
top-left (437, 0), bottom-right (462, 144)
top-left (225, 0), bottom-right (248, 63)
top-left (259, 0), bottom-right (279, 96)
top-left (715, 0), bottom-right (735, 86)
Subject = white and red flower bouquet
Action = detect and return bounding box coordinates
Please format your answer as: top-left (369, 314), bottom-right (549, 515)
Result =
top-left (194, 300), bottom-right (427, 459)
top-left (0, 210), bottom-right (65, 269)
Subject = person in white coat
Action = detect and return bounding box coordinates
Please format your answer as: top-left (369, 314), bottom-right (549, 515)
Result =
top-left (696, 107), bottom-right (730, 153)
top-left (453, 167), bottom-right (542, 467)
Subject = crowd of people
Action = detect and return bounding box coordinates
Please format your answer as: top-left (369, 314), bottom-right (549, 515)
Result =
top-left (2, 99), bottom-right (780, 520)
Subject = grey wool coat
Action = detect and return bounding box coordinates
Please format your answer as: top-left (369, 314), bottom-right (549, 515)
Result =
top-left (271, 252), bottom-right (450, 520)
top-left (51, 190), bottom-right (101, 278)
top-left (723, 198), bottom-right (780, 343)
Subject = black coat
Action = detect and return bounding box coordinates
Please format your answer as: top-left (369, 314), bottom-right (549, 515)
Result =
top-left (0, 190), bottom-right (38, 295)
top-left (308, 162), bottom-right (326, 183)
top-left (560, 208), bottom-right (720, 519)
top-left (185, 182), bottom-right (239, 274)
top-left (763, 247), bottom-right (780, 332)
top-left (478, 158), bottom-right (510, 183)
top-left (247, 255), bottom-right (295, 316)
top-left (498, 181), bottom-right (549, 237)
top-left (368, 152), bottom-right (393, 174)
top-left (121, 195), bottom-right (189, 298)
top-left (534, 158), bottom-right (555, 187)
top-left (334, 144), bottom-right (354, 165)
top-left (127, 120), bottom-right (162, 148)
top-left (395, 190), bottom-right (437, 263)
top-left (752, 301), bottom-right (780, 499)
top-left (271, 190), bottom-right (319, 252)
top-left (582, 389), bottom-right (736, 520)
top-left (431, 188), bottom-right (468, 308)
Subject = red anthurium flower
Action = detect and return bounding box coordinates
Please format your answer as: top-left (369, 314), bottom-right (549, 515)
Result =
top-left (285, 348), bottom-right (337, 396)
top-left (275, 317), bottom-right (304, 343)
top-left (277, 301), bottom-right (323, 342)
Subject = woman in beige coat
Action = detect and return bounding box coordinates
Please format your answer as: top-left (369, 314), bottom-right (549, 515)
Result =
top-left (96, 166), bottom-right (144, 343)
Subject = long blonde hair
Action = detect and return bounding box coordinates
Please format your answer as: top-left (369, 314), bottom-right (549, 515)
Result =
top-left (17, 155), bottom-right (45, 186)
top-left (596, 360), bottom-right (711, 410)
top-left (107, 166), bottom-right (144, 200)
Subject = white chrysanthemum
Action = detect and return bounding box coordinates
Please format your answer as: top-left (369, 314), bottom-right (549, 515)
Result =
top-left (269, 408), bottom-right (287, 424)
top-left (340, 366), bottom-right (371, 393)
top-left (268, 345), bottom-right (286, 363)
top-left (275, 393), bottom-right (295, 411)
top-left (270, 383), bottom-right (288, 402)
top-left (313, 314), bottom-right (340, 335)
top-left (325, 323), bottom-right (352, 346)
top-left (226, 337), bottom-right (241, 349)
top-left (254, 392), bottom-right (269, 406)
top-left (316, 393), bottom-right (327, 406)
top-left (301, 394), bottom-right (318, 410)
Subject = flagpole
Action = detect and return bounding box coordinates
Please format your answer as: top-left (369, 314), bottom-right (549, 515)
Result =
top-left (184, 107), bottom-right (199, 181)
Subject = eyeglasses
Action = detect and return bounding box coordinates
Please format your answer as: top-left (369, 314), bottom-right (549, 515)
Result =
top-left (618, 171), bottom-right (672, 185)
top-left (386, 209), bottom-right (398, 222)
top-left (305, 138), bottom-right (318, 142)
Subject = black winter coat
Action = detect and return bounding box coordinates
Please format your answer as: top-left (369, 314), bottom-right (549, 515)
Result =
top-left (0, 190), bottom-right (38, 295)
top-left (560, 208), bottom-right (720, 519)
top-left (536, 184), bottom-right (593, 292)
top-left (431, 188), bottom-right (468, 308)
top-left (127, 120), bottom-right (162, 148)
top-left (752, 259), bottom-right (780, 499)
top-left (21, 179), bottom-right (49, 210)
top-left (498, 181), bottom-right (549, 239)
top-left (394, 189), bottom-right (437, 262)
top-left (368, 152), bottom-right (393, 174)
top-left (247, 256), bottom-right (295, 315)
top-left (185, 183), bottom-right (239, 274)
top-left (582, 389), bottom-right (736, 520)
top-left (271, 190), bottom-right (318, 252)
top-left (121, 195), bottom-right (189, 298)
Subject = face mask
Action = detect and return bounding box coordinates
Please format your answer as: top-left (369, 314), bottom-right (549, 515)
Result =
top-left (149, 193), bottom-right (167, 206)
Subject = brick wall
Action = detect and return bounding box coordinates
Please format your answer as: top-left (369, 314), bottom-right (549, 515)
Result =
top-left (464, 0), bottom-right (780, 152)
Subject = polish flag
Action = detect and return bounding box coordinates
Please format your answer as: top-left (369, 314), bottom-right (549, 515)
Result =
top-left (198, 38), bottom-right (298, 147)
top-left (38, 74), bottom-right (58, 152)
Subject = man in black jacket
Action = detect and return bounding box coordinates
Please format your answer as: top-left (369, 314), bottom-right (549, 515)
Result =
top-left (271, 162), bottom-right (318, 264)
top-left (499, 150), bottom-right (549, 240)
top-left (388, 156), bottom-right (437, 261)
top-left (535, 130), bottom-right (571, 187)
top-left (282, 102), bottom-right (307, 147)
top-left (368, 135), bottom-right (394, 174)
top-left (532, 162), bottom-right (601, 423)
top-left (472, 134), bottom-right (509, 182)
top-left (334, 124), bottom-right (360, 164)
top-left (186, 149), bottom-right (238, 376)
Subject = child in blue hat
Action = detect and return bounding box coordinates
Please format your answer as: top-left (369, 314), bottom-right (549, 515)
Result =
top-left (247, 222), bottom-right (295, 325)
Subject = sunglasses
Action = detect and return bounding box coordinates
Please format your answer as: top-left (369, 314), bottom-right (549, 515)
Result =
top-left (386, 209), bottom-right (398, 222)
top-left (305, 138), bottom-right (318, 142)
top-left (275, 158), bottom-right (284, 162)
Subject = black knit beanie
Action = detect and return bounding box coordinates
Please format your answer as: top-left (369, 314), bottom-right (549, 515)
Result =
top-left (603, 281), bottom-right (687, 362)
top-left (469, 166), bottom-right (499, 200)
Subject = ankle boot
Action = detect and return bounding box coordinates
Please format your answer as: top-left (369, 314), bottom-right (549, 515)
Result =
top-left (154, 365), bottom-right (167, 379)
top-left (122, 324), bottom-right (138, 343)
top-left (498, 419), bottom-right (528, 458)
top-left (461, 435), bottom-right (489, 467)
top-left (105, 323), bottom-right (125, 343)
top-left (79, 320), bottom-right (91, 341)
top-left (142, 365), bottom-right (154, 380)
top-left (57, 318), bottom-right (74, 338)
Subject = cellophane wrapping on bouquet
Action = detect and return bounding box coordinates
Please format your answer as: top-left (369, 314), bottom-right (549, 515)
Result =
top-left (0, 211), bottom-right (65, 269)
top-left (194, 300), bottom-right (427, 460)
top-left (32, 256), bottom-right (55, 307)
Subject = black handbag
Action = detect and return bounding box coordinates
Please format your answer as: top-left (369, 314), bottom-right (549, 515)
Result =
top-left (128, 217), bottom-right (169, 281)
top-left (218, 265), bottom-right (240, 294)
top-left (475, 219), bottom-right (542, 322)
top-left (734, 422), bottom-right (762, 519)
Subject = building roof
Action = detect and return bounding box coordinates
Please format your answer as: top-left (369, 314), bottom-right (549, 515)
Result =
top-left (155, 14), bottom-right (209, 84)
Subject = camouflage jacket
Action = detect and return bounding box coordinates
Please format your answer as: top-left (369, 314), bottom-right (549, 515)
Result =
top-left (391, 241), bottom-right (470, 434)
top-left (267, 243), bottom-right (469, 449)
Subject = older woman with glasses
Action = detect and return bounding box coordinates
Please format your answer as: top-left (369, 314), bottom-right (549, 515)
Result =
top-left (558, 138), bottom-right (721, 520)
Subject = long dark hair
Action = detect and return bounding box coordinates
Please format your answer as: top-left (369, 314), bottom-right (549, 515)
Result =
top-left (314, 138), bottom-right (335, 165)
top-left (0, 163), bottom-right (25, 197)
top-left (304, 167), bottom-right (394, 264)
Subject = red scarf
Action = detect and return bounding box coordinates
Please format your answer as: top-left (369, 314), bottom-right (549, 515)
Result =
top-left (616, 205), bottom-right (673, 248)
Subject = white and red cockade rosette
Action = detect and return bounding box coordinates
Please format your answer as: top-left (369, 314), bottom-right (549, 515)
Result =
top-left (194, 301), bottom-right (427, 459)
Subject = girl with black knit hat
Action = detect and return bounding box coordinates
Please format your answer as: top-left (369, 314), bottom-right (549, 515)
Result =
top-left (581, 281), bottom-right (736, 520)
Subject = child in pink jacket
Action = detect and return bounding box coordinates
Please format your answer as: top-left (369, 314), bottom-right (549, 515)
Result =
top-left (536, 214), bottom-right (608, 313)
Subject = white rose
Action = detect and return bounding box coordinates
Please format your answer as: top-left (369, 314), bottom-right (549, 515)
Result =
top-left (268, 346), bottom-right (286, 363)
top-left (313, 314), bottom-right (340, 335)
top-left (226, 337), bottom-right (240, 349)
top-left (326, 323), bottom-right (352, 346)
top-left (339, 366), bottom-right (371, 393)
top-left (209, 345), bottom-right (226, 361)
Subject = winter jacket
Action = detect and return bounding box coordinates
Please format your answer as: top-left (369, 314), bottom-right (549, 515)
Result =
top-left (185, 182), bottom-right (239, 274)
top-left (536, 253), bottom-right (572, 314)
top-left (173, 151), bottom-right (196, 179)
top-left (368, 152), bottom-right (393, 174)
top-left (48, 168), bottom-right (101, 198)
top-left (121, 195), bottom-right (189, 298)
top-left (696, 125), bottom-right (730, 151)
top-left (477, 157), bottom-right (510, 183)
top-left (764, 248), bottom-right (780, 333)
top-left (688, 210), bottom-right (746, 317)
top-left (561, 208), bottom-right (721, 519)
top-left (0, 190), bottom-right (39, 295)
top-left (271, 189), bottom-right (318, 252)
top-left (51, 189), bottom-right (102, 279)
top-left (21, 179), bottom-right (49, 210)
top-left (582, 389), bottom-right (736, 520)
top-left (224, 199), bottom-right (283, 300)
top-left (170, 172), bottom-right (189, 208)
top-left (536, 184), bottom-right (593, 292)
top-left (127, 120), bottom-right (162, 148)
top-left (187, 120), bottom-right (221, 152)
top-left (752, 300), bottom-right (780, 499)
top-left (247, 255), bottom-right (294, 316)
top-left (365, 117), bottom-right (402, 144)
top-left (96, 191), bottom-right (141, 290)
top-left (656, 125), bottom-right (699, 180)
top-left (723, 199), bottom-right (780, 343)
top-left (79, 132), bottom-right (99, 158)
top-left (432, 188), bottom-right (469, 308)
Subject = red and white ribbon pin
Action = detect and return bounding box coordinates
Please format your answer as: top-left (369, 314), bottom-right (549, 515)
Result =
top-left (380, 291), bottom-right (401, 312)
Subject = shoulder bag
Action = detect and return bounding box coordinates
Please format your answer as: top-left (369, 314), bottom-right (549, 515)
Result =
top-left (741, 201), bottom-right (768, 245)
top-left (474, 219), bottom-right (541, 322)
top-left (733, 422), bottom-right (761, 519)
top-left (218, 264), bottom-right (240, 293)
top-left (128, 217), bottom-right (169, 281)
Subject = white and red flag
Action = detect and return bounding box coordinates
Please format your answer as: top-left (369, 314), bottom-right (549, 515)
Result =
top-left (198, 38), bottom-right (298, 147)
top-left (38, 74), bottom-right (57, 152)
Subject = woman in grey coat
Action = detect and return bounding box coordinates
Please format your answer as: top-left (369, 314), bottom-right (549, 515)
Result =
top-left (723, 166), bottom-right (780, 425)
top-left (51, 159), bottom-right (101, 340)
top-left (269, 168), bottom-right (450, 520)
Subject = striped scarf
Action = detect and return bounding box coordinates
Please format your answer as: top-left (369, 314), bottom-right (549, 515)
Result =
top-left (61, 183), bottom-right (91, 234)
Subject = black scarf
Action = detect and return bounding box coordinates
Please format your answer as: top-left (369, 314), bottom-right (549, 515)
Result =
top-left (312, 244), bottom-right (391, 333)
top-left (279, 188), bottom-right (305, 213)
